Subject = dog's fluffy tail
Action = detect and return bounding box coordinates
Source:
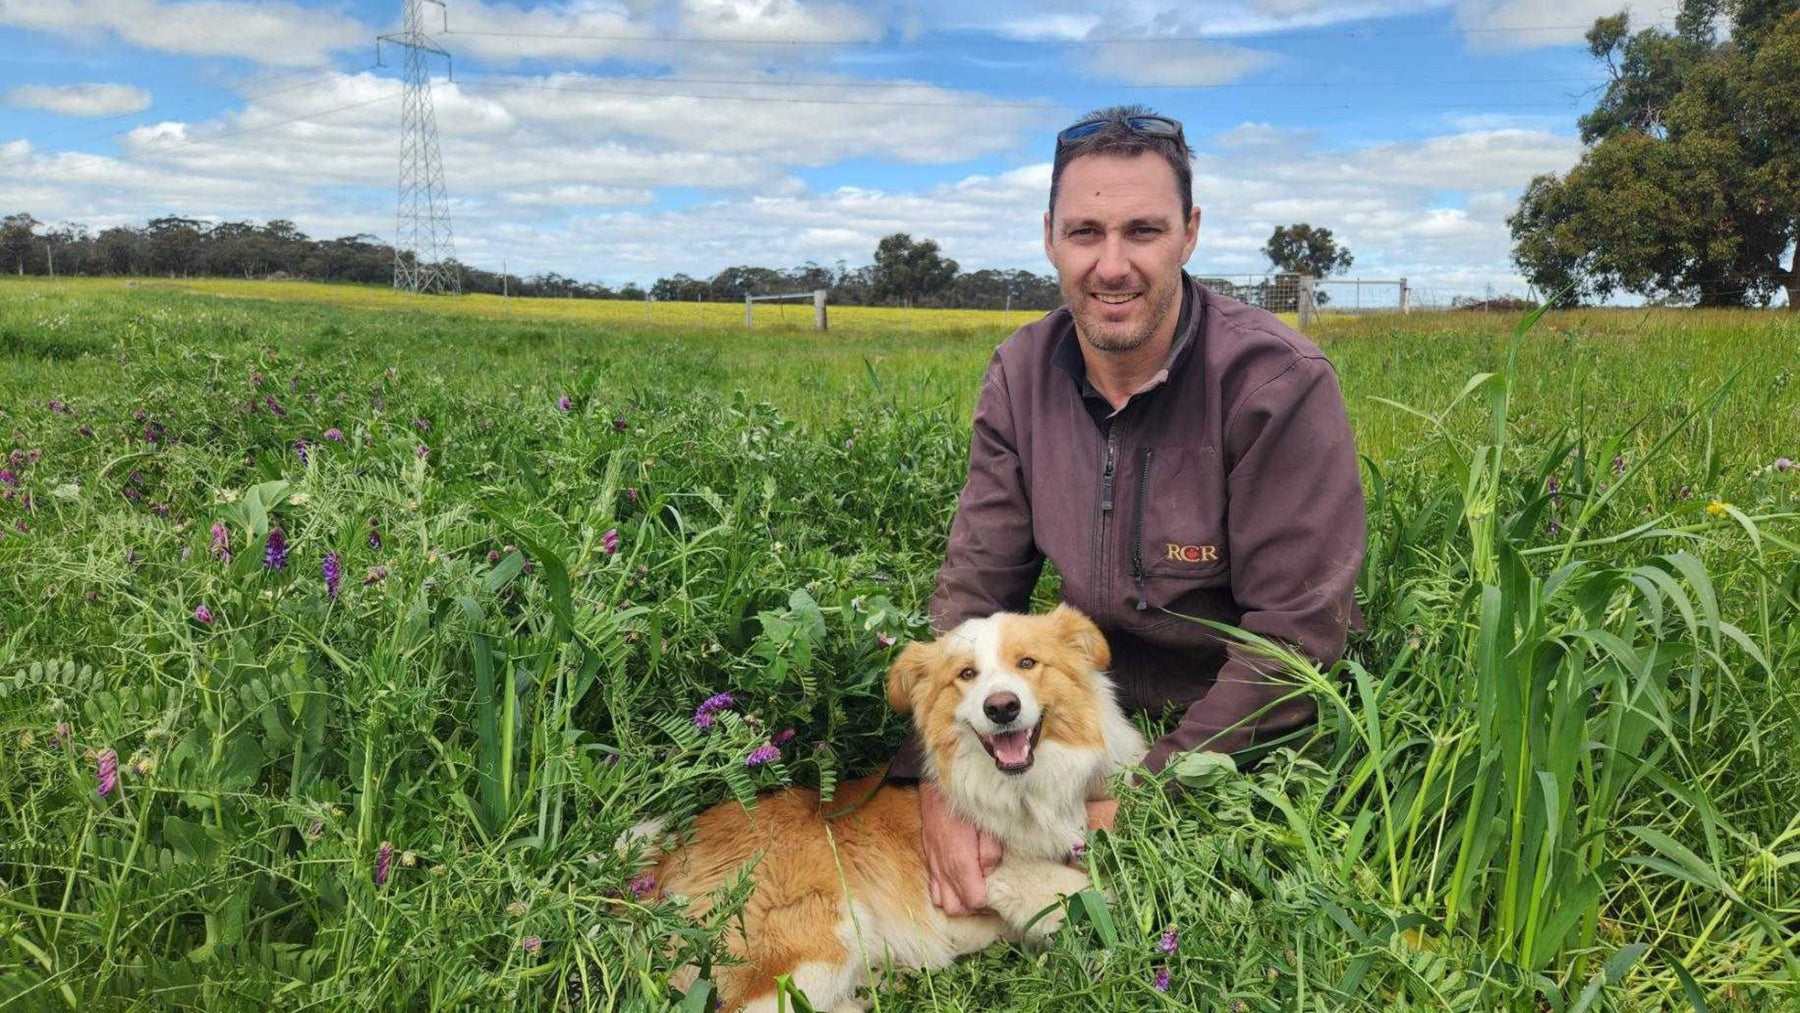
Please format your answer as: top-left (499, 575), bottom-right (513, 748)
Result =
top-left (614, 817), bottom-right (669, 861)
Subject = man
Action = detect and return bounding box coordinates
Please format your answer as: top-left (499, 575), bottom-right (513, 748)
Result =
top-left (890, 105), bottom-right (1366, 918)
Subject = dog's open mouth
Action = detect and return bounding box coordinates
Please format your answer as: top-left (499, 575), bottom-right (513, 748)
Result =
top-left (977, 722), bottom-right (1042, 774)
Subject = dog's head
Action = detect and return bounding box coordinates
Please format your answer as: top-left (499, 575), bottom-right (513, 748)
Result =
top-left (886, 604), bottom-right (1114, 778)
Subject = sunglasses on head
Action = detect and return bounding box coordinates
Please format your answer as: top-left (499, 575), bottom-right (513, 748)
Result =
top-left (1056, 114), bottom-right (1184, 149)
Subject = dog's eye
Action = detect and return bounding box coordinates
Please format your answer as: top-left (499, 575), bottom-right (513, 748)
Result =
top-left (957, 667), bottom-right (977, 681)
top-left (1017, 657), bottom-right (1037, 670)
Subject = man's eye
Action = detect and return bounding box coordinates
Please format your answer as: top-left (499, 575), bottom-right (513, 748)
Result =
top-left (1017, 657), bottom-right (1037, 669)
top-left (957, 667), bottom-right (977, 681)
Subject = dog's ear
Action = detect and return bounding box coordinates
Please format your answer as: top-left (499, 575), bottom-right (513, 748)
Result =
top-left (1050, 603), bottom-right (1111, 672)
top-left (886, 641), bottom-right (934, 714)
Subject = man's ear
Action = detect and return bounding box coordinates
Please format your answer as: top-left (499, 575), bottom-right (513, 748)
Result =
top-left (1050, 603), bottom-right (1111, 672)
top-left (886, 641), bottom-right (934, 714)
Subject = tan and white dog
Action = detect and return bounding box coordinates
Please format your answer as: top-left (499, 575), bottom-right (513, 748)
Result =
top-left (622, 605), bottom-right (1146, 1012)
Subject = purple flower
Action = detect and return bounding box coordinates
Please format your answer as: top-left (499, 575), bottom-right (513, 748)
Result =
top-left (375, 841), bottom-right (393, 886)
top-left (96, 749), bottom-right (118, 798)
top-left (1069, 840), bottom-right (1088, 862)
top-left (1676, 484), bottom-right (1693, 500)
top-left (251, 372), bottom-right (265, 387)
top-left (78, 424), bottom-right (93, 438)
top-left (1159, 927), bottom-right (1179, 954)
top-left (557, 395), bottom-right (572, 412)
top-left (48, 398), bottom-right (69, 414)
top-left (363, 565), bottom-right (389, 586)
top-left (323, 551), bottom-right (342, 600)
top-left (521, 935), bottom-right (543, 955)
top-left (51, 722), bottom-right (70, 746)
top-left (416, 444), bottom-right (429, 460)
top-left (612, 417), bottom-right (628, 433)
top-left (601, 528), bottom-right (619, 555)
top-left (876, 633), bottom-right (897, 647)
top-left (1547, 519), bottom-right (1560, 536)
top-left (0, 469), bottom-right (15, 488)
top-left (194, 603), bottom-right (215, 625)
top-left (211, 521), bottom-right (231, 562)
top-left (1612, 454), bottom-right (1627, 476)
top-left (293, 438), bottom-right (309, 464)
top-left (1153, 967), bottom-right (1171, 993)
top-left (264, 394), bottom-right (287, 418)
top-left (414, 418), bottom-right (431, 432)
top-left (142, 421), bottom-right (163, 444)
top-left (772, 728), bottom-right (796, 746)
top-left (628, 873), bottom-right (656, 899)
top-left (368, 524), bottom-right (383, 550)
top-left (745, 744), bottom-right (780, 767)
top-left (324, 428), bottom-right (345, 442)
top-left (264, 527), bottom-right (289, 571)
top-left (625, 486), bottom-right (639, 504)
top-left (1775, 457), bottom-right (1794, 473)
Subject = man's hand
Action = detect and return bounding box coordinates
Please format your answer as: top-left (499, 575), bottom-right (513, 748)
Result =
top-left (1085, 798), bottom-right (1119, 832)
top-left (919, 780), bottom-right (1002, 916)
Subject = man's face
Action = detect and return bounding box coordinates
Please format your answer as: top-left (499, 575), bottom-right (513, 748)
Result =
top-left (1044, 151), bottom-right (1200, 354)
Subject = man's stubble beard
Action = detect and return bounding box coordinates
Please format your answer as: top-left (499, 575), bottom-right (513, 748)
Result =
top-left (1064, 271), bottom-right (1181, 354)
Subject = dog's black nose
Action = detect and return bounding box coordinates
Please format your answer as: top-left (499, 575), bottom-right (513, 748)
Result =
top-left (983, 692), bottom-right (1021, 725)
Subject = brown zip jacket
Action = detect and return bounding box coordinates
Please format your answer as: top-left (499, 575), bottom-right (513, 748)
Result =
top-left (890, 273), bottom-right (1365, 777)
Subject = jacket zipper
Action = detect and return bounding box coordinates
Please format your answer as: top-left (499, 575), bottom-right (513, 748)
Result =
top-left (1131, 447), bottom-right (1154, 610)
top-left (1093, 421), bottom-right (1120, 600)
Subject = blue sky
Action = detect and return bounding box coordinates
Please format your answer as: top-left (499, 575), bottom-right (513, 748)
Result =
top-left (0, 0), bottom-right (1668, 300)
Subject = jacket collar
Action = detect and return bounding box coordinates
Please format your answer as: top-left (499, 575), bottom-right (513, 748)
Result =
top-left (1053, 271), bottom-right (1205, 417)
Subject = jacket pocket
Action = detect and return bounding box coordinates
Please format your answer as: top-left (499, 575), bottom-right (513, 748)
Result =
top-left (1130, 446), bottom-right (1228, 597)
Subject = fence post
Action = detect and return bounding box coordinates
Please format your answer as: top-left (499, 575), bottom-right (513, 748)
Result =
top-left (1400, 277), bottom-right (1412, 315)
top-left (745, 293), bottom-right (753, 330)
top-left (1298, 275), bottom-right (1315, 332)
top-left (813, 289), bottom-right (828, 332)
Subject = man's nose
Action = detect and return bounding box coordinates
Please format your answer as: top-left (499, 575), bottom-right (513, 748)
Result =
top-left (983, 692), bottom-right (1021, 725)
top-left (1095, 235), bottom-right (1131, 282)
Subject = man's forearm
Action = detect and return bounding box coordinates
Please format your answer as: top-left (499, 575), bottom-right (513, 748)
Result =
top-left (1140, 649), bottom-right (1318, 773)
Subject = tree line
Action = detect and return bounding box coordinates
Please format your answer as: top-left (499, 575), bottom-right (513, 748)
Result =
top-left (0, 214), bottom-right (1070, 310)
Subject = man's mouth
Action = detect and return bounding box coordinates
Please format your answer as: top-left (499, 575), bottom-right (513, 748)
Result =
top-left (1091, 292), bottom-right (1140, 306)
top-left (977, 721), bottom-right (1042, 774)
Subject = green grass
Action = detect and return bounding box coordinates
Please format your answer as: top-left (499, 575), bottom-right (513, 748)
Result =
top-left (0, 277), bottom-right (1796, 1012)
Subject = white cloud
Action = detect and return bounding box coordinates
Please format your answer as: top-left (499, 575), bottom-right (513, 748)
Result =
top-left (499, 185), bottom-right (656, 206)
top-left (1454, 0), bottom-right (1668, 49)
top-left (5, 83), bottom-right (152, 117)
top-left (0, 0), bottom-right (368, 66)
top-left (1085, 38), bottom-right (1277, 86)
top-left (974, 0), bottom-right (1449, 40)
top-left (439, 0), bottom-right (882, 74)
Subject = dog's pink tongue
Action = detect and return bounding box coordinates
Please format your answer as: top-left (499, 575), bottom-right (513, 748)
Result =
top-left (991, 729), bottom-right (1032, 766)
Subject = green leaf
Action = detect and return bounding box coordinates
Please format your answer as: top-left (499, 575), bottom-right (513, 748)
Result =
top-left (483, 549), bottom-right (525, 593)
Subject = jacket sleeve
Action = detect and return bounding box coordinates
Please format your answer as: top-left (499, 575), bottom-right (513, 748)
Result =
top-left (1142, 354), bottom-right (1365, 773)
top-left (926, 350), bottom-right (1045, 633)
top-left (889, 351), bottom-right (1044, 781)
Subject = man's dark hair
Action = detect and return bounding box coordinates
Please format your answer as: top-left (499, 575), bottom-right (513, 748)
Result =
top-left (1048, 103), bottom-right (1194, 224)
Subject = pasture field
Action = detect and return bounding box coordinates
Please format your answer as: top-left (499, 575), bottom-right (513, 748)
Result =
top-left (0, 277), bottom-right (1796, 1012)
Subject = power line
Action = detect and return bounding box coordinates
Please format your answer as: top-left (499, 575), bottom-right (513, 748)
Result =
top-left (455, 77), bottom-right (1059, 109)
top-left (5, 65), bottom-right (363, 154)
top-left (460, 69), bottom-right (1603, 93)
top-left (5, 92), bottom-right (400, 188)
top-left (455, 77), bottom-right (1588, 111)
top-left (438, 19), bottom-right (1670, 47)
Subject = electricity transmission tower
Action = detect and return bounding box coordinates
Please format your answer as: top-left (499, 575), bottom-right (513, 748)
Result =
top-left (380, 0), bottom-right (459, 294)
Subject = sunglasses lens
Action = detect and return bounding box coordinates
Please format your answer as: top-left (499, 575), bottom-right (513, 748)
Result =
top-left (1057, 120), bottom-right (1107, 146)
top-left (1058, 115), bottom-right (1184, 149)
top-left (1126, 116), bottom-right (1180, 136)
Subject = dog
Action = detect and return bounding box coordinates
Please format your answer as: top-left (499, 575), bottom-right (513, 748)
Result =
top-left (620, 604), bottom-right (1146, 1012)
